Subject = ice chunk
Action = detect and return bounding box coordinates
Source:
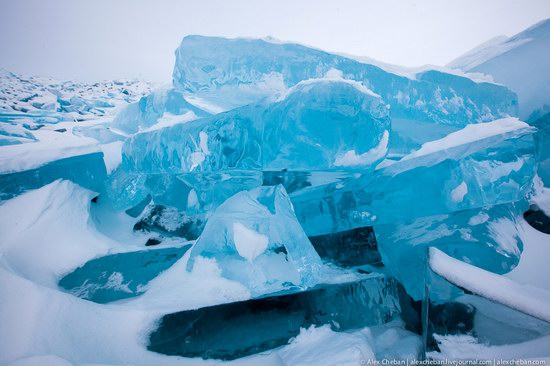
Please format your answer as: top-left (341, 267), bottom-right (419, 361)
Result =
top-left (111, 87), bottom-right (209, 134)
top-left (292, 118), bottom-right (536, 236)
top-left (375, 202), bottom-right (527, 301)
top-left (186, 185), bottom-right (323, 295)
top-left (148, 274), bottom-right (400, 360)
top-left (174, 35), bottom-right (517, 124)
top-left (59, 245), bottom-right (191, 303)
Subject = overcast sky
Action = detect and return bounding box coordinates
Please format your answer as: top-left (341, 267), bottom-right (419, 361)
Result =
top-left (1, 0), bottom-right (549, 82)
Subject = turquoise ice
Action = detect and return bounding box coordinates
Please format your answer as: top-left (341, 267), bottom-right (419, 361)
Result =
top-left (186, 185), bottom-right (323, 296)
top-left (173, 35), bottom-right (517, 124)
top-left (292, 118), bottom-right (536, 236)
top-left (108, 78), bottom-right (390, 209)
top-left (375, 201), bottom-right (527, 301)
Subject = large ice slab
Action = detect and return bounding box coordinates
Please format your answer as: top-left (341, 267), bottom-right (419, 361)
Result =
top-left (186, 185), bottom-right (323, 296)
top-left (174, 35), bottom-right (517, 124)
top-left (292, 118), bottom-right (536, 236)
top-left (375, 201), bottom-right (527, 301)
top-left (148, 274), bottom-right (400, 360)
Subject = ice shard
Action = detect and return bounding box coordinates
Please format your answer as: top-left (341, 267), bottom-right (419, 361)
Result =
top-left (186, 185), bottom-right (323, 296)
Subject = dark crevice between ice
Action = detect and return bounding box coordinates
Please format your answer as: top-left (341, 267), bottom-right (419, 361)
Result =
top-left (523, 204), bottom-right (550, 234)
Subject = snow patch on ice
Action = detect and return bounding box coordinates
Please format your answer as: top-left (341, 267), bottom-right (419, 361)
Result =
top-left (488, 218), bottom-right (522, 256)
top-left (334, 130), bottom-right (389, 167)
top-left (233, 222), bottom-right (269, 261)
top-left (401, 118), bottom-right (532, 162)
top-left (450, 181), bottom-right (468, 203)
top-left (141, 111), bottom-right (198, 132)
top-left (468, 212), bottom-right (490, 226)
top-left (276, 68), bottom-right (380, 102)
top-left (98, 140), bottom-right (123, 174)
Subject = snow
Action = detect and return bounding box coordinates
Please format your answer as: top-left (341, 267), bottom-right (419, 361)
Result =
top-left (1, 25), bottom-right (549, 364)
top-left (0, 124), bottom-right (101, 173)
top-left (0, 182), bottom-right (248, 365)
top-left (278, 325), bottom-right (376, 366)
top-left (98, 141), bottom-right (123, 174)
top-left (334, 130), bottom-right (389, 167)
top-left (187, 189), bottom-right (199, 208)
top-left (183, 94), bottom-right (226, 114)
top-left (277, 70), bottom-right (381, 102)
top-left (531, 177), bottom-right (550, 217)
top-left (505, 191), bottom-right (550, 291)
top-left (233, 222), bottom-right (269, 261)
top-left (332, 52), bottom-right (496, 84)
top-left (0, 68), bottom-right (152, 117)
top-left (429, 247), bottom-right (550, 323)
top-left (8, 354), bottom-right (74, 366)
top-left (140, 111), bottom-right (198, 132)
top-left (447, 36), bottom-right (531, 71)
top-left (400, 118), bottom-right (533, 162)
top-left (431, 334), bottom-right (550, 360)
top-left (0, 181), bottom-right (113, 286)
top-left (131, 253), bottom-right (251, 312)
top-left (487, 217), bottom-right (522, 256)
top-left (468, 212), bottom-right (490, 226)
top-left (450, 181), bottom-right (468, 203)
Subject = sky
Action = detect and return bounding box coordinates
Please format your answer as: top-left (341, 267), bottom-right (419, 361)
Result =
top-left (1, 0), bottom-right (549, 83)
